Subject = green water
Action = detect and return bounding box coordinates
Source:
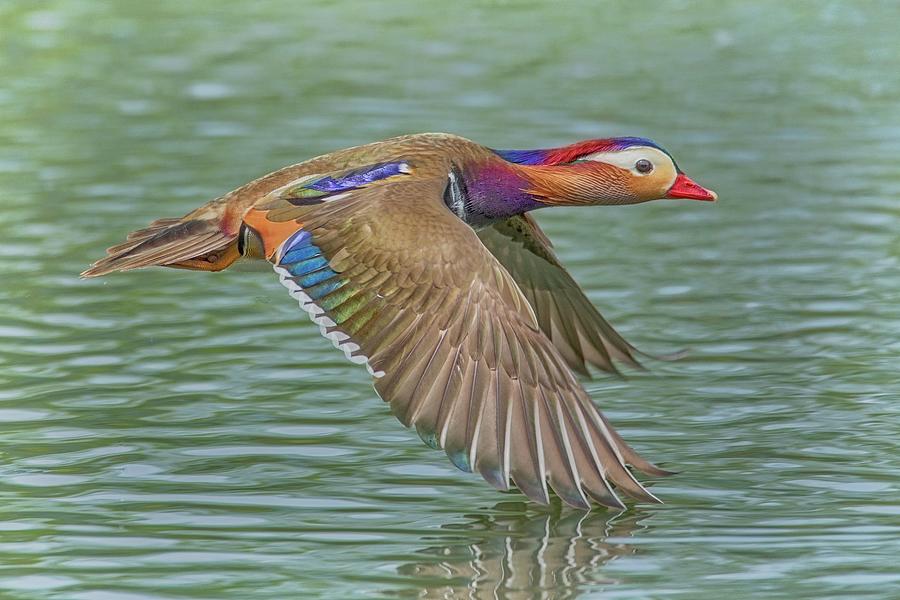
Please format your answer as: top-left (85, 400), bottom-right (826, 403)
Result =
top-left (2, 1), bottom-right (899, 598)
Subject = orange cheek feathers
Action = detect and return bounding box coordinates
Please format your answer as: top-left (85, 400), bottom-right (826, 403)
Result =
top-left (627, 175), bottom-right (665, 200)
top-left (524, 163), bottom-right (630, 205)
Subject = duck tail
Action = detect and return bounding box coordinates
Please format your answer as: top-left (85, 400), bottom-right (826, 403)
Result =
top-left (81, 215), bottom-right (240, 278)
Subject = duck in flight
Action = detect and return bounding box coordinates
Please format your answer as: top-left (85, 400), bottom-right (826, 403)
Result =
top-left (83, 133), bottom-right (716, 509)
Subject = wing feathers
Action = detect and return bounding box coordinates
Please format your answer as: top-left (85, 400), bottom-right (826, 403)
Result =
top-left (82, 218), bottom-right (235, 277)
top-left (476, 215), bottom-right (652, 374)
top-left (257, 175), bottom-right (667, 508)
top-left (539, 389), bottom-right (590, 509)
top-left (508, 378), bottom-right (549, 504)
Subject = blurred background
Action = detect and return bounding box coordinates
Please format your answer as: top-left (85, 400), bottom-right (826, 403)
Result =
top-left (1, 1), bottom-right (899, 598)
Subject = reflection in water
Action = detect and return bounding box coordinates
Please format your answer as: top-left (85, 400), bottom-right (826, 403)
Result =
top-left (398, 503), bottom-right (643, 599)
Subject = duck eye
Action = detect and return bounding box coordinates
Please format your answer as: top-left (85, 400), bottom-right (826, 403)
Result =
top-left (635, 159), bottom-right (653, 174)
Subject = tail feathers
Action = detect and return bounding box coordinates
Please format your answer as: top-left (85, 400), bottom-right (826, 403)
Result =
top-left (81, 217), bottom-right (238, 278)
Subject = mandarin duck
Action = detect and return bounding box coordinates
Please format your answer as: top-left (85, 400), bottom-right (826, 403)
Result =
top-left (84, 133), bottom-right (716, 510)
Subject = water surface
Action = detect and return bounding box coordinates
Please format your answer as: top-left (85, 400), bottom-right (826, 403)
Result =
top-left (1, 1), bottom-right (899, 598)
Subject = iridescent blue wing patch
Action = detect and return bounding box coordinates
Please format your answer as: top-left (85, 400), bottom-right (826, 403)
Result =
top-left (281, 162), bottom-right (410, 205)
top-left (272, 228), bottom-right (383, 378)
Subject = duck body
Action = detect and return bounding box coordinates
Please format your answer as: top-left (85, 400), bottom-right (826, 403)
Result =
top-left (84, 132), bottom-right (715, 509)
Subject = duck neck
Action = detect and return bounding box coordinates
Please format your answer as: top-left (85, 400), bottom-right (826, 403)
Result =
top-left (451, 154), bottom-right (632, 227)
top-left (448, 159), bottom-right (548, 228)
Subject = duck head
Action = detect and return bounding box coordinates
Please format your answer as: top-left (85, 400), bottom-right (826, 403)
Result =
top-left (497, 137), bottom-right (717, 206)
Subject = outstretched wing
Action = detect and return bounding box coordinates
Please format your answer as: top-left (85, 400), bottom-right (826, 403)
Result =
top-left (478, 215), bottom-right (650, 376)
top-left (244, 170), bottom-right (669, 509)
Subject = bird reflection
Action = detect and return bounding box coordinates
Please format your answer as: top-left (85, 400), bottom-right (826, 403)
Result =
top-left (398, 502), bottom-right (644, 599)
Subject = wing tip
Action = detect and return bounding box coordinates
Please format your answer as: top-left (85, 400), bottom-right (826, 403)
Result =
top-left (478, 464), bottom-right (511, 492)
top-left (80, 259), bottom-right (131, 278)
top-left (511, 475), bottom-right (551, 506)
top-left (80, 265), bottom-right (107, 279)
top-left (640, 464), bottom-right (679, 478)
top-left (585, 488), bottom-right (627, 511)
top-left (635, 347), bottom-right (690, 363)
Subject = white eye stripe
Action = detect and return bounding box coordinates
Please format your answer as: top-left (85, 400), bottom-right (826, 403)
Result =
top-left (581, 147), bottom-right (671, 173)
